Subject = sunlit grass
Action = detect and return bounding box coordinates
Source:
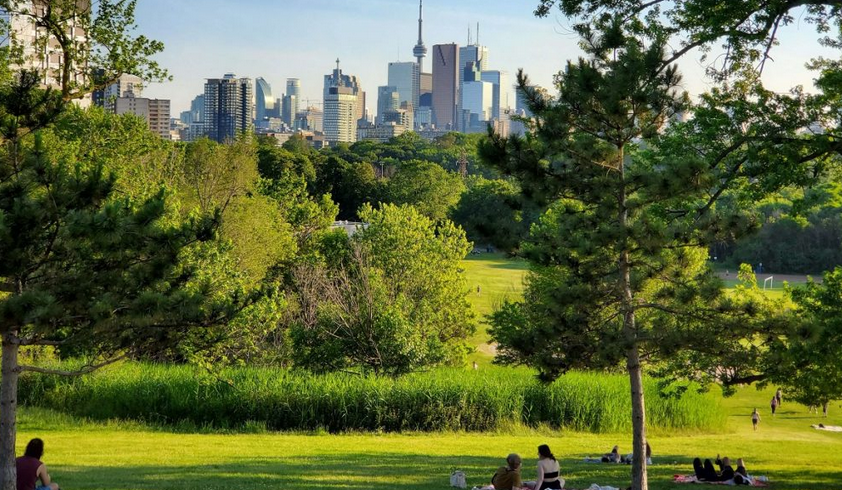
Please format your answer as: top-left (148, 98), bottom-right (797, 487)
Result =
top-left (17, 385), bottom-right (842, 490)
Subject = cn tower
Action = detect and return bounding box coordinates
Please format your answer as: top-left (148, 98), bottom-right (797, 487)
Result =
top-left (413, 0), bottom-right (427, 71)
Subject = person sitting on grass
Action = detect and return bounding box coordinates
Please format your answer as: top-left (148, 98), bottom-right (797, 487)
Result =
top-left (492, 453), bottom-right (525, 490)
top-left (525, 444), bottom-right (564, 490)
top-left (715, 455), bottom-right (735, 481)
top-left (16, 438), bottom-right (59, 490)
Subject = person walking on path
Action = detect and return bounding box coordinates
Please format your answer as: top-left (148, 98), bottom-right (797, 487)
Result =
top-left (770, 395), bottom-right (779, 416)
top-left (751, 408), bottom-right (761, 431)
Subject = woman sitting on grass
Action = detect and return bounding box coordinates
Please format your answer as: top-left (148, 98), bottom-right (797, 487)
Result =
top-left (525, 444), bottom-right (564, 490)
top-left (16, 438), bottom-right (59, 490)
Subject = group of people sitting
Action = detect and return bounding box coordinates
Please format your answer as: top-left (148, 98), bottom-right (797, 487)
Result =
top-left (692, 455), bottom-right (753, 485)
top-left (489, 443), bottom-right (653, 490)
top-left (491, 444), bottom-right (564, 490)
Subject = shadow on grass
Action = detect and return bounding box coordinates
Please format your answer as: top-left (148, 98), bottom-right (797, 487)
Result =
top-left (51, 452), bottom-right (842, 490)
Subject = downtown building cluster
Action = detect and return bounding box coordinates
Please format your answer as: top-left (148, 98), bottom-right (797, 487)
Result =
top-left (3, 1), bottom-right (531, 147)
top-left (170, 0), bottom-right (531, 146)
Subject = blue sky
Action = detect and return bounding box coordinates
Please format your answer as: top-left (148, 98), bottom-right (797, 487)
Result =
top-left (136, 0), bottom-right (836, 114)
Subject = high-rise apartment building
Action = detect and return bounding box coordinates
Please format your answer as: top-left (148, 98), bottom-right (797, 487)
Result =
top-left (114, 93), bottom-right (171, 139)
top-left (431, 43), bottom-right (459, 129)
top-left (203, 74), bottom-right (254, 143)
top-left (323, 61), bottom-right (359, 144)
top-left (93, 73), bottom-right (143, 110)
top-left (255, 77), bottom-right (275, 122)
top-left (2, 0), bottom-right (91, 103)
top-left (460, 79), bottom-right (493, 132)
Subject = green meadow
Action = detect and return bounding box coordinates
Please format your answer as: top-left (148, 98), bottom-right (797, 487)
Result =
top-left (15, 255), bottom-right (842, 490)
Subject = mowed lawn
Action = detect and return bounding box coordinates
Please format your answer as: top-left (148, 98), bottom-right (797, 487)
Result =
top-left (17, 387), bottom-right (842, 490)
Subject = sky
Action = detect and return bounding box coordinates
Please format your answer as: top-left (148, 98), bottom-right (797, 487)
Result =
top-left (135, 0), bottom-right (839, 115)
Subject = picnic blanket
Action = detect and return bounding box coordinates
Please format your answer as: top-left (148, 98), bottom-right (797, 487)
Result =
top-left (673, 475), bottom-right (769, 487)
top-left (811, 424), bottom-right (842, 432)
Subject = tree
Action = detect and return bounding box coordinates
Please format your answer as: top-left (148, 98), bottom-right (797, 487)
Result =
top-left (288, 204), bottom-right (475, 375)
top-left (0, 3), bottom-right (231, 489)
top-left (766, 269), bottom-right (842, 416)
top-left (450, 176), bottom-right (537, 253)
top-left (0, 0), bottom-right (168, 99)
top-left (480, 16), bottom-right (838, 490)
top-left (386, 160), bottom-right (465, 221)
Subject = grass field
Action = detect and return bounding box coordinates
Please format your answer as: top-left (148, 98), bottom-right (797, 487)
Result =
top-left (17, 386), bottom-right (842, 489)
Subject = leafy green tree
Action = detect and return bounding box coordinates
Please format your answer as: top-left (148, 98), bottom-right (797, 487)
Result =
top-left (288, 204), bottom-right (475, 375)
top-left (480, 16), bottom-right (838, 489)
top-left (765, 269), bottom-right (842, 416)
top-left (0, 75), bottom-right (247, 489)
top-left (386, 160), bottom-right (465, 221)
top-left (450, 176), bottom-right (537, 253)
top-left (313, 154), bottom-right (380, 220)
top-left (0, 0), bottom-right (168, 99)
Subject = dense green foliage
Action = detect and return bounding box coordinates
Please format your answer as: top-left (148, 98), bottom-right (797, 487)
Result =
top-left (287, 204), bottom-right (475, 375)
top-left (18, 363), bottom-right (723, 433)
top-left (719, 183), bottom-right (842, 274)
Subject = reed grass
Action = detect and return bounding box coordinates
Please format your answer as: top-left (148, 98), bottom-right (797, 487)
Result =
top-left (19, 363), bottom-right (723, 434)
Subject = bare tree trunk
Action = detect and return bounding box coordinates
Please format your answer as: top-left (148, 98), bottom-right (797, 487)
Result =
top-left (627, 340), bottom-right (648, 490)
top-left (0, 332), bottom-right (19, 490)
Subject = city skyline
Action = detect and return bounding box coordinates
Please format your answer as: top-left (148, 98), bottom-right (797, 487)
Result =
top-left (137, 0), bottom-right (835, 115)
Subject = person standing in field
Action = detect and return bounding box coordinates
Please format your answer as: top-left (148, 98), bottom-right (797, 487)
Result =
top-left (770, 395), bottom-right (779, 416)
top-left (751, 408), bottom-right (761, 431)
top-left (16, 438), bottom-right (59, 490)
top-left (775, 388), bottom-right (783, 406)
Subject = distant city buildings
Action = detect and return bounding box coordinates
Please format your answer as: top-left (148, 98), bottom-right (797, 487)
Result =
top-left (204, 74), bottom-right (254, 143)
top-left (154, 0), bottom-right (519, 145)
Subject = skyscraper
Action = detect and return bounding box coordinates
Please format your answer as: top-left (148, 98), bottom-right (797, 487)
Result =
top-left (377, 86), bottom-right (400, 124)
top-left (283, 78), bottom-right (301, 125)
top-left (323, 60), bottom-right (359, 144)
top-left (323, 60), bottom-right (364, 122)
top-left (255, 77), bottom-right (275, 122)
top-left (431, 43), bottom-right (459, 129)
top-left (387, 61), bottom-right (419, 122)
top-left (204, 74), bottom-right (254, 143)
top-left (481, 70), bottom-right (510, 120)
top-left (460, 44), bottom-right (489, 73)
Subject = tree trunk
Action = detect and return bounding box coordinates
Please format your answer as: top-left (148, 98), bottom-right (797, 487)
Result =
top-left (0, 332), bottom-right (19, 490)
top-left (627, 341), bottom-right (648, 490)
top-left (618, 145), bottom-right (647, 490)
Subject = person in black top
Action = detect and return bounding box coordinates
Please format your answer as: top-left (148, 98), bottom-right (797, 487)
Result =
top-left (715, 456), bottom-right (735, 481)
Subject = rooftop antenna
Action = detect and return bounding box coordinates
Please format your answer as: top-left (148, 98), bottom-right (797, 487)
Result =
top-left (476, 22), bottom-right (480, 46)
top-left (467, 25), bottom-right (472, 46)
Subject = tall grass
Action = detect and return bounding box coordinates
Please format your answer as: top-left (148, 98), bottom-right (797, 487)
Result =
top-left (19, 363), bottom-right (723, 433)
